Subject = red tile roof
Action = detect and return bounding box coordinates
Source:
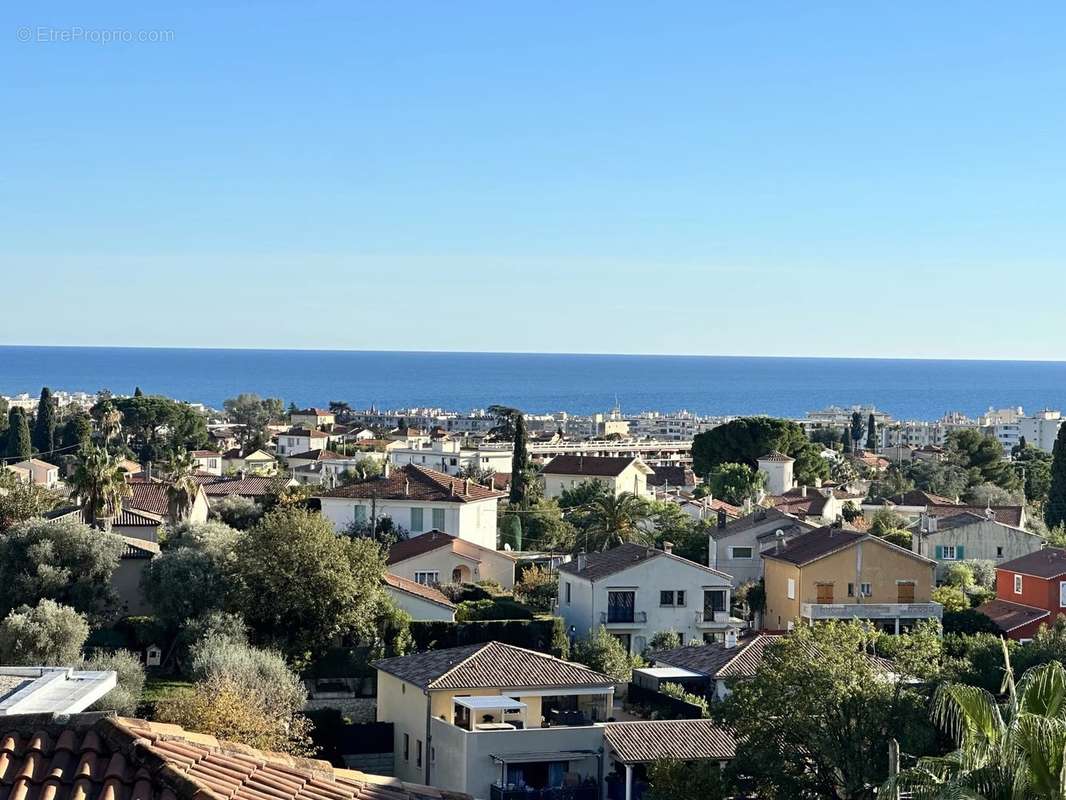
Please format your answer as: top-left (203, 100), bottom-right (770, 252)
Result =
top-left (0, 713), bottom-right (468, 800)
top-left (321, 465), bottom-right (504, 504)
top-left (977, 599), bottom-right (1051, 633)
top-left (382, 573), bottom-right (456, 609)
top-left (386, 531), bottom-right (456, 565)
top-left (126, 482), bottom-right (169, 516)
top-left (196, 477), bottom-right (286, 498)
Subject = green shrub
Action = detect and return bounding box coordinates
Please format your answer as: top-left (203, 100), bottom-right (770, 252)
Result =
top-left (409, 618), bottom-right (567, 657)
top-left (659, 681), bottom-right (710, 718)
top-left (455, 598), bottom-right (534, 622)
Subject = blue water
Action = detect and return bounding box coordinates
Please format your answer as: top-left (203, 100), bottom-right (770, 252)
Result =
top-left (0, 346), bottom-right (1064, 420)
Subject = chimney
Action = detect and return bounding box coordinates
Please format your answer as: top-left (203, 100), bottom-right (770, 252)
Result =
top-left (404, 478), bottom-right (410, 497)
top-left (800, 485), bottom-right (807, 498)
top-left (717, 508), bottom-right (728, 530)
top-left (663, 541), bottom-right (673, 554)
top-left (464, 478), bottom-right (471, 496)
top-left (145, 461), bottom-right (152, 482)
top-left (576, 552), bottom-right (587, 572)
top-left (382, 461), bottom-right (390, 479)
top-left (918, 511), bottom-right (928, 532)
top-left (724, 628), bottom-right (738, 649)
top-left (239, 469), bottom-right (246, 480)
top-left (774, 529), bottom-right (785, 552)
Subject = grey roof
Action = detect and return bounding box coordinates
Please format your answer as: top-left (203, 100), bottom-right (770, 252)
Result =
top-left (997, 547), bottom-right (1066, 579)
top-left (557, 542), bottom-right (729, 582)
top-left (372, 641), bottom-right (614, 691)
top-left (712, 507), bottom-right (815, 541)
top-left (604, 720), bottom-right (735, 763)
top-left (541, 455), bottom-right (641, 477)
top-left (651, 643), bottom-right (741, 677)
top-left (763, 526), bottom-right (935, 567)
top-left (977, 599), bottom-right (1050, 633)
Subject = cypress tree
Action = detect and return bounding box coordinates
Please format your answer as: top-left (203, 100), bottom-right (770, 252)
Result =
top-left (6, 408), bottom-right (31, 460)
top-left (510, 412), bottom-right (529, 507)
top-left (841, 426), bottom-right (852, 454)
top-left (850, 411), bottom-right (864, 450)
top-left (1045, 424), bottom-right (1066, 529)
top-left (134, 387), bottom-right (144, 397)
top-left (32, 387), bottom-right (56, 455)
top-left (865, 413), bottom-right (877, 452)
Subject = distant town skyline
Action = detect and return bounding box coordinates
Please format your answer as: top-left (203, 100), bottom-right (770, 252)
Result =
top-left (4, 2), bottom-right (1066, 359)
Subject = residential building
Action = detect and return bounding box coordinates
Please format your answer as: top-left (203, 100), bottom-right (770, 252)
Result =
top-left (197, 474), bottom-right (297, 503)
top-left (387, 530), bottom-right (516, 590)
top-left (0, 714), bottom-right (466, 800)
top-left (387, 436), bottom-right (512, 477)
top-left (382, 572), bottom-right (457, 621)
top-left (709, 507), bottom-right (817, 588)
top-left (645, 465), bottom-right (697, 491)
top-left (7, 458), bottom-right (59, 488)
top-left (762, 526), bottom-right (941, 634)
top-left (290, 407), bottom-right (337, 429)
top-left (373, 641), bottom-right (614, 799)
top-left (121, 478), bottom-right (210, 541)
top-left (556, 542), bottom-right (738, 653)
top-left (911, 511), bottom-right (1044, 582)
top-left (977, 548), bottom-right (1066, 640)
top-left (189, 450), bottom-right (223, 476)
top-left (111, 535), bottom-right (159, 616)
top-left (319, 464), bottom-right (505, 549)
top-left (221, 447), bottom-right (277, 475)
top-left (647, 634), bottom-right (784, 701)
top-left (757, 451), bottom-right (795, 496)
top-left (540, 455), bottom-right (654, 499)
top-left (1018, 410), bottom-right (1064, 452)
top-left (275, 427), bottom-right (330, 456)
top-left (767, 486), bottom-right (852, 525)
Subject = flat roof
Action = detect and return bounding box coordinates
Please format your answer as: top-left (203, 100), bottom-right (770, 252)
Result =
top-left (453, 696), bottom-right (527, 711)
top-left (0, 667), bottom-right (116, 715)
top-left (634, 666), bottom-right (703, 680)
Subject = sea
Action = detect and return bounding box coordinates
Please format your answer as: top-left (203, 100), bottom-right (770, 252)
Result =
top-left (1, 346), bottom-right (1064, 421)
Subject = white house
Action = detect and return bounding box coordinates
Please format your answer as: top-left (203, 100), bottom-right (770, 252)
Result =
top-left (911, 511), bottom-right (1046, 582)
top-left (756, 451), bottom-right (795, 496)
top-left (557, 542), bottom-right (739, 654)
top-left (6, 458), bottom-right (60, 488)
top-left (382, 572), bottom-right (457, 621)
top-left (189, 450), bottom-right (223, 476)
top-left (289, 408), bottom-right (336, 429)
top-left (388, 436), bottom-right (513, 477)
top-left (275, 427), bottom-right (330, 456)
top-left (541, 455), bottom-right (655, 499)
top-left (709, 507), bottom-right (817, 588)
top-left (318, 463), bottom-right (505, 550)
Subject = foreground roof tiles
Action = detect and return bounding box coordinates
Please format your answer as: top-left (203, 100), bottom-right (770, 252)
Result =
top-left (604, 720), bottom-right (735, 763)
top-left (977, 599), bottom-right (1050, 633)
top-left (321, 465), bottom-right (503, 504)
top-left (0, 713), bottom-right (466, 800)
top-left (373, 641), bottom-right (613, 691)
top-left (996, 547), bottom-right (1066, 579)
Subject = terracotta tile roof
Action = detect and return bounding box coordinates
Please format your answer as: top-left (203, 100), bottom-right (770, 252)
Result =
top-left (556, 542), bottom-right (730, 582)
top-left (321, 465), bottom-right (504, 504)
top-left (386, 531), bottom-right (455, 565)
top-left (382, 574), bottom-right (456, 609)
top-left (286, 450), bottom-right (346, 462)
top-left (0, 713), bottom-right (467, 800)
top-left (540, 455), bottom-right (641, 477)
top-left (113, 507), bottom-right (164, 527)
top-left (977, 599), bottom-right (1051, 633)
top-left (126, 483), bottom-right (169, 517)
top-left (996, 547), bottom-right (1066, 579)
top-left (604, 720), bottom-right (735, 763)
top-left (373, 641), bottom-right (614, 691)
top-left (196, 477), bottom-right (286, 498)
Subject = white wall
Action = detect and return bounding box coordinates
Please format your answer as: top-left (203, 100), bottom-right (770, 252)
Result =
top-left (384, 587), bottom-right (456, 622)
top-left (319, 496), bottom-right (498, 548)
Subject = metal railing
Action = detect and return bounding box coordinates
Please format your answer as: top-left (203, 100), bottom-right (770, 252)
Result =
top-left (600, 610), bottom-right (647, 625)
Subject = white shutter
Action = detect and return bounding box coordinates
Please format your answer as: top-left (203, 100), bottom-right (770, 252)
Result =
top-left (1060, 581), bottom-right (1066, 608)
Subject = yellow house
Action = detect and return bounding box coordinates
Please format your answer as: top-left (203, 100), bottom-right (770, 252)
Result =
top-left (374, 641), bottom-right (614, 799)
top-left (762, 526), bottom-right (940, 635)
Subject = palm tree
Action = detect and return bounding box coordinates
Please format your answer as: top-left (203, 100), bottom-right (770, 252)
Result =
top-left (885, 641), bottom-right (1066, 799)
top-left (70, 444), bottom-right (131, 529)
top-left (164, 448), bottom-right (200, 522)
top-left (97, 401), bottom-right (123, 445)
top-left (582, 491), bottom-right (654, 552)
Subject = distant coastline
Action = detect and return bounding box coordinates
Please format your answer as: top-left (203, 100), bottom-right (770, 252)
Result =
top-left (1, 345), bottom-right (1064, 420)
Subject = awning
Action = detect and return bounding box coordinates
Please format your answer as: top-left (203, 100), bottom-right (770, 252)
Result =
top-left (490, 750), bottom-right (599, 764)
top-left (454, 696), bottom-right (527, 712)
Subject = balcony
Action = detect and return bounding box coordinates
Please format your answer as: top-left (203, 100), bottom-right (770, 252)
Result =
top-left (492, 784), bottom-right (599, 800)
top-left (599, 610), bottom-right (647, 627)
top-left (694, 610), bottom-right (732, 627)
top-left (801, 602), bottom-right (943, 621)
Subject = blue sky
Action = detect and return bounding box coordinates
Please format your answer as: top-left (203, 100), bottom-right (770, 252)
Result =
top-left (3, 2), bottom-right (1065, 358)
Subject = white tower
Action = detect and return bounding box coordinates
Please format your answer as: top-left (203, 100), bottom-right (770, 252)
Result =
top-left (757, 450), bottom-right (795, 496)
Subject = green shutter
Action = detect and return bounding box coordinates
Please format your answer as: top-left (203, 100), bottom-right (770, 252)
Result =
top-left (935, 545), bottom-right (943, 559)
top-left (956, 545), bottom-right (965, 560)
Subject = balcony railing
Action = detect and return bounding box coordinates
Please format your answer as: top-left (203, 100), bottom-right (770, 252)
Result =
top-left (694, 610), bottom-right (731, 625)
top-left (801, 602), bottom-right (943, 620)
top-left (599, 610), bottom-right (647, 626)
top-left (492, 784), bottom-right (599, 800)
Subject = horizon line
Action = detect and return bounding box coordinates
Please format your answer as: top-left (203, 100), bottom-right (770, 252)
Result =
top-left (0, 342), bottom-right (1064, 365)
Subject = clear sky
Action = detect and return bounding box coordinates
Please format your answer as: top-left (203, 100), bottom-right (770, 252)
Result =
top-left (3, 2), bottom-right (1065, 358)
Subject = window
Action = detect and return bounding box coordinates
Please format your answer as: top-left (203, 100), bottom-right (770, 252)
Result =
top-left (353, 505), bottom-right (367, 525)
top-left (414, 571), bottom-right (439, 586)
top-left (942, 545), bottom-right (957, 561)
top-left (861, 583), bottom-right (872, 597)
top-left (787, 578), bottom-right (796, 600)
top-left (897, 581), bottom-right (915, 603)
top-left (660, 590), bottom-right (675, 606)
top-left (1060, 581), bottom-right (1066, 608)
top-left (1015, 574), bottom-right (1023, 595)
top-left (565, 582), bottom-right (572, 605)
top-left (997, 546), bottom-right (1004, 558)
top-left (607, 591), bottom-right (635, 623)
top-left (704, 589), bottom-right (727, 614)
top-left (815, 582), bottom-right (834, 604)
top-left (847, 583), bottom-right (855, 598)
top-left (416, 739), bottom-right (422, 768)
top-left (403, 734), bottom-right (409, 761)
top-left (432, 508), bottom-right (446, 531)
top-left (730, 546), bottom-right (753, 559)
top-left (676, 590), bottom-right (686, 607)
top-left (411, 508), bottom-right (424, 533)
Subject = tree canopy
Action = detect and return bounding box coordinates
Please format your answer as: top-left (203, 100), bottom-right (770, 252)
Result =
top-left (0, 599), bottom-right (89, 666)
top-left (691, 417), bottom-right (828, 485)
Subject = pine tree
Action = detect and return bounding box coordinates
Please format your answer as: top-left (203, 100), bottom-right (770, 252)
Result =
top-left (510, 413), bottom-right (530, 507)
top-left (32, 387), bottom-right (56, 455)
top-left (6, 408), bottom-right (31, 460)
top-left (865, 413), bottom-right (877, 453)
top-left (1045, 424), bottom-right (1066, 529)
